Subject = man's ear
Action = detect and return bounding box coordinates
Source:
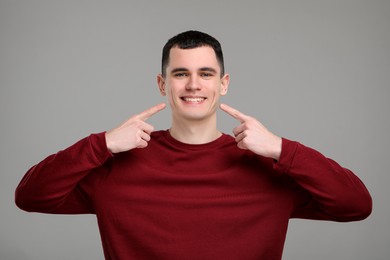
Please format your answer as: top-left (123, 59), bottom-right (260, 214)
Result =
top-left (157, 74), bottom-right (166, 96)
top-left (220, 74), bottom-right (230, 96)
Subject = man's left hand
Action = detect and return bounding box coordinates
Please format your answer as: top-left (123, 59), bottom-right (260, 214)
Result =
top-left (220, 103), bottom-right (282, 161)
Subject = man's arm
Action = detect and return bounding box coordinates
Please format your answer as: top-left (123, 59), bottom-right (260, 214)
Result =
top-left (220, 103), bottom-right (372, 221)
top-left (276, 138), bottom-right (372, 221)
top-left (15, 133), bottom-right (111, 214)
top-left (15, 103), bottom-right (166, 214)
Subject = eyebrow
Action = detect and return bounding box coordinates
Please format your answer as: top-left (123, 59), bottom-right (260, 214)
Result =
top-left (170, 67), bottom-right (218, 74)
top-left (199, 67), bottom-right (218, 73)
top-left (170, 68), bottom-right (188, 74)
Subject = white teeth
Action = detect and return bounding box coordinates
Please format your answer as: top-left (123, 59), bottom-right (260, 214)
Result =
top-left (183, 97), bottom-right (205, 102)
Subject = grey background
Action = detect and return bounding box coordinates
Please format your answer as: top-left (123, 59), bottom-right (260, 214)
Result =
top-left (1, 0), bottom-right (389, 259)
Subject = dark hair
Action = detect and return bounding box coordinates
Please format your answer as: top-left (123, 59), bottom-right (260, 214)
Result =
top-left (161, 30), bottom-right (225, 77)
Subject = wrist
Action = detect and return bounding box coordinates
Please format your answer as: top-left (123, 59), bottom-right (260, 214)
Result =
top-left (271, 136), bottom-right (282, 161)
top-left (105, 131), bottom-right (115, 154)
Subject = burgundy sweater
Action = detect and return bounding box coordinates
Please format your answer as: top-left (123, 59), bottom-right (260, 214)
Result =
top-left (15, 130), bottom-right (372, 260)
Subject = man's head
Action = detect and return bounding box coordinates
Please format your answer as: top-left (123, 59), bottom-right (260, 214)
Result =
top-left (161, 30), bottom-right (225, 78)
top-left (157, 30), bottom-right (229, 124)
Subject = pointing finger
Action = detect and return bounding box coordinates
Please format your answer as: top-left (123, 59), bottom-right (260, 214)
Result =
top-left (136, 103), bottom-right (166, 121)
top-left (220, 103), bottom-right (249, 123)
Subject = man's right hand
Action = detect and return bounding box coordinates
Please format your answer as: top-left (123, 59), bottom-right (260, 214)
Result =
top-left (105, 103), bottom-right (166, 153)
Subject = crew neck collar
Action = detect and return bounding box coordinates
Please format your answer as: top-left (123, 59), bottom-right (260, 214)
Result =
top-left (161, 129), bottom-right (230, 150)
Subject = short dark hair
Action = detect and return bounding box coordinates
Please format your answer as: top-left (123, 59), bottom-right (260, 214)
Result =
top-left (161, 30), bottom-right (225, 78)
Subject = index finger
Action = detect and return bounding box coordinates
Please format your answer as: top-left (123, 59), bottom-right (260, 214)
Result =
top-left (219, 103), bottom-right (249, 123)
top-left (137, 103), bottom-right (166, 121)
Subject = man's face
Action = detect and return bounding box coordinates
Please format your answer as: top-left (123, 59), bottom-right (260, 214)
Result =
top-left (157, 46), bottom-right (229, 122)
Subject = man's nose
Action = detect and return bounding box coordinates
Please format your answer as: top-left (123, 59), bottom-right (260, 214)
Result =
top-left (186, 75), bottom-right (201, 91)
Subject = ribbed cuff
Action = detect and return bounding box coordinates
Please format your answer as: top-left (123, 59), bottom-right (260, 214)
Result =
top-left (273, 138), bottom-right (299, 174)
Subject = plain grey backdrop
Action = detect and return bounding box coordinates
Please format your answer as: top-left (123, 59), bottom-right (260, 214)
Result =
top-left (1, 0), bottom-right (389, 259)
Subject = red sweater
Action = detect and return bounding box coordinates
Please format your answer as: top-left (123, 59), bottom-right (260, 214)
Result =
top-left (15, 130), bottom-right (372, 260)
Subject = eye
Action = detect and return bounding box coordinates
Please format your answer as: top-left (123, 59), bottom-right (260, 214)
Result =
top-left (174, 72), bottom-right (188, 78)
top-left (200, 72), bottom-right (214, 78)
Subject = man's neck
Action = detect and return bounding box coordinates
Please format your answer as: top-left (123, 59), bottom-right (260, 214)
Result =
top-left (169, 117), bottom-right (222, 144)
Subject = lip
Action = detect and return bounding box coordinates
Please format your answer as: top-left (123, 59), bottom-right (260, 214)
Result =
top-left (180, 96), bottom-right (207, 104)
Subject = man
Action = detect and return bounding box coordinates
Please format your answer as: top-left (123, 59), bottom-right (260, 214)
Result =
top-left (16, 30), bottom-right (372, 260)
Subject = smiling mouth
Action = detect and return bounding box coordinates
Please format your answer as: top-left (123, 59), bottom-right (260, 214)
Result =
top-left (181, 97), bottom-right (207, 103)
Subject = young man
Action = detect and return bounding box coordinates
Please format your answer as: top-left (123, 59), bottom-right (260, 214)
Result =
top-left (16, 30), bottom-right (372, 260)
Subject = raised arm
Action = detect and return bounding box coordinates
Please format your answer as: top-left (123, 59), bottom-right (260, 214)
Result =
top-left (15, 103), bottom-right (166, 214)
top-left (15, 133), bottom-right (111, 214)
top-left (220, 103), bottom-right (372, 221)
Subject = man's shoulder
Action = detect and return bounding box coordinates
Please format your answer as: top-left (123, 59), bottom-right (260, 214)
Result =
top-left (150, 130), bottom-right (168, 140)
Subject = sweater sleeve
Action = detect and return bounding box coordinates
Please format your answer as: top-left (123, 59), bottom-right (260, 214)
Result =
top-left (15, 132), bottom-right (112, 214)
top-left (274, 138), bottom-right (372, 222)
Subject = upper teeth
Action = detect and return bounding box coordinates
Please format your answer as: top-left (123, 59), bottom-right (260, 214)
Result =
top-left (184, 97), bottom-right (205, 102)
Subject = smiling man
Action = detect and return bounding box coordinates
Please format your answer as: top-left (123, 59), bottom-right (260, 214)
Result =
top-left (16, 30), bottom-right (372, 260)
top-left (157, 40), bottom-right (229, 144)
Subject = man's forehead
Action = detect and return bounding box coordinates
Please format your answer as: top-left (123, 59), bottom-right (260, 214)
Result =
top-left (167, 46), bottom-right (220, 70)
